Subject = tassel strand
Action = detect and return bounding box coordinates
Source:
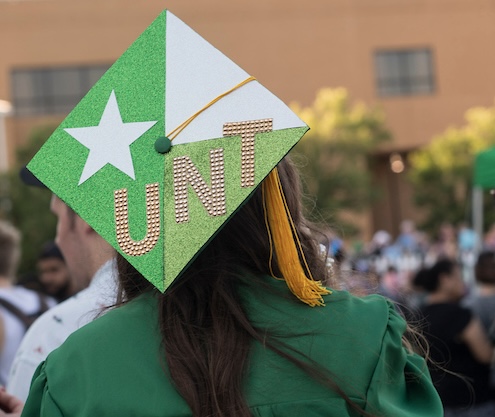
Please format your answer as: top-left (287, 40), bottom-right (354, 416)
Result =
top-left (262, 168), bottom-right (331, 307)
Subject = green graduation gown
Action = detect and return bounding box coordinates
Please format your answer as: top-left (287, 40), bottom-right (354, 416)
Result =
top-left (21, 278), bottom-right (442, 416)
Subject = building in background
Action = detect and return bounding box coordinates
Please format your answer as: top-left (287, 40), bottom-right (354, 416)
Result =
top-left (1, 0), bottom-right (494, 238)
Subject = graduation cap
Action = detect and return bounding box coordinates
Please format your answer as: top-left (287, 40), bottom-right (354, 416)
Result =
top-left (27, 10), bottom-right (329, 306)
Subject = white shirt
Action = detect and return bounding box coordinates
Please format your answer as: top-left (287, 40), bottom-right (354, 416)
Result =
top-left (0, 287), bottom-right (56, 386)
top-left (7, 260), bottom-right (117, 401)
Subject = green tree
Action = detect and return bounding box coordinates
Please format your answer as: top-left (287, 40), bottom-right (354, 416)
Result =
top-left (409, 104), bottom-right (495, 233)
top-left (290, 87), bottom-right (391, 235)
top-left (0, 125), bottom-right (57, 277)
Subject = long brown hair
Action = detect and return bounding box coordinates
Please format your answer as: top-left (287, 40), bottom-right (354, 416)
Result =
top-left (118, 157), bottom-right (376, 417)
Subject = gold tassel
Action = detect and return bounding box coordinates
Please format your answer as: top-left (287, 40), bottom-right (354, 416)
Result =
top-left (262, 168), bottom-right (331, 307)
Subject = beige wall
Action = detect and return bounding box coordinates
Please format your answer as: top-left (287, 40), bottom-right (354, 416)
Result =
top-left (1, 0), bottom-right (494, 237)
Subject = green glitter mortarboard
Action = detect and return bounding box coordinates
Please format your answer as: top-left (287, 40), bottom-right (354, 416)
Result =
top-left (27, 10), bottom-right (309, 292)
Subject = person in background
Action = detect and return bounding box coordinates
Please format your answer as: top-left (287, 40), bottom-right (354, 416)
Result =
top-left (394, 220), bottom-right (420, 254)
top-left (36, 241), bottom-right (74, 302)
top-left (377, 266), bottom-right (402, 303)
top-left (464, 251), bottom-right (495, 388)
top-left (464, 251), bottom-right (495, 343)
top-left (484, 224), bottom-right (495, 251)
top-left (458, 222), bottom-right (478, 289)
top-left (437, 223), bottom-right (458, 261)
top-left (413, 259), bottom-right (495, 416)
top-left (5, 189), bottom-right (117, 402)
top-left (0, 221), bottom-right (55, 386)
top-left (458, 222), bottom-right (478, 254)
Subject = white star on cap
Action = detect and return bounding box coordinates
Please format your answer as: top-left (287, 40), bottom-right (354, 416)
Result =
top-left (64, 90), bottom-right (157, 185)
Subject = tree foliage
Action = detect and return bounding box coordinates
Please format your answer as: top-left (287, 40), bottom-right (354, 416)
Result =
top-left (290, 87), bottom-right (391, 235)
top-left (409, 104), bottom-right (495, 233)
top-left (0, 125), bottom-right (57, 276)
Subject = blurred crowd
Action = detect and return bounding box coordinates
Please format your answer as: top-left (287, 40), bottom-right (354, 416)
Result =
top-left (324, 220), bottom-right (481, 304)
top-left (322, 219), bottom-right (495, 415)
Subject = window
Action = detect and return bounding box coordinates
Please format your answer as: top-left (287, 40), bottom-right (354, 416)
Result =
top-left (374, 49), bottom-right (435, 97)
top-left (11, 65), bottom-right (110, 116)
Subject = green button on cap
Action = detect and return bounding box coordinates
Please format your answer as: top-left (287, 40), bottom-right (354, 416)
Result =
top-left (154, 136), bottom-right (172, 154)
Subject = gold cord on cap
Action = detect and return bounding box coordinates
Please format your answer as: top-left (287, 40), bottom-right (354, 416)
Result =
top-left (167, 76), bottom-right (257, 141)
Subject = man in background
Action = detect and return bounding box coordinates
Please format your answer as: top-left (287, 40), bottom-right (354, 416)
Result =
top-left (7, 171), bottom-right (117, 401)
top-left (36, 241), bottom-right (74, 302)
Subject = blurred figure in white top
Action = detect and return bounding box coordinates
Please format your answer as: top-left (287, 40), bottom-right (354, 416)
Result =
top-left (0, 220), bottom-right (55, 386)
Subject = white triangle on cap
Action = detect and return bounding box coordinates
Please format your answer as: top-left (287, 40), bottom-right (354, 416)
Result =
top-left (165, 11), bottom-right (306, 146)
